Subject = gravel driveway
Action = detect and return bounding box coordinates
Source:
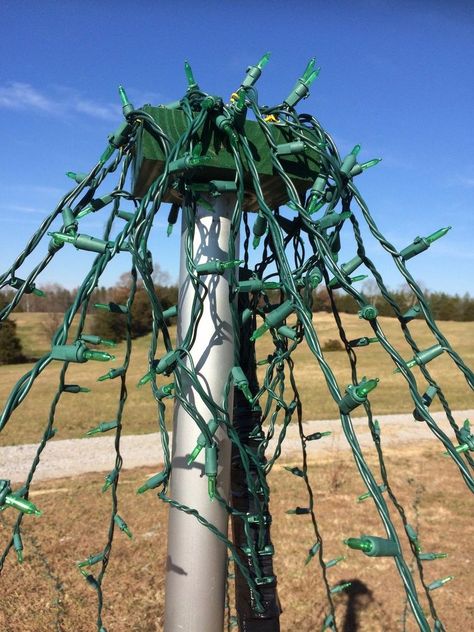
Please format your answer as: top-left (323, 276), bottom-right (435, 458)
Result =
top-left (1, 409), bottom-right (472, 483)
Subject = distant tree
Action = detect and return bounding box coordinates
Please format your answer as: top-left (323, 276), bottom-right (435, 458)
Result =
top-left (40, 312), bottom-right (64, 341)
top-left (92, 269), bottom-right (178, 342)
top-left (312, 289), bottom-right (332, 312)
top-left (0, 319), bottom-right (25, 364)
top-left (333, 291), bottom-right (359, 314)
top-left (461, 293), bottom-right (474, 321)
top-left (93, 308), bottom-right (128, 341)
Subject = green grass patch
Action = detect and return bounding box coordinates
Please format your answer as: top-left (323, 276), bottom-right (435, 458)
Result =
top-left (0, 312), bottom-right (472, 446)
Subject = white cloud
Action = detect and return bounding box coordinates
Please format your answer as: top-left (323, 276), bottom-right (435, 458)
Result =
top-left (0, 82), bottom-right (59, 113)
top-left (0, 82), bottom-right (120, 121)
top-left (0, 204), bottom-right (45, 214)
top-left (457, 176), bottom-right (474, 188)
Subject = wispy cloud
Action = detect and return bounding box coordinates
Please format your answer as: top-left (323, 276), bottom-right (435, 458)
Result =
top-left (0, 215), bottom-right (43, 225)
top-left (456, 176), bottom-right (474, 189)
top-left (0, 82), bottom-right (121, 121)
top-left (0, 203), bottom-right (45, 214)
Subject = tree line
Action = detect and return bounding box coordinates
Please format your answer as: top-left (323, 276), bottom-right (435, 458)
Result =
top-left (0, 275), bottom-right (473, 364)
top-left (3, 280), bottom-right (474, 322)
top-left (0, 266), bottom-right (178, 363)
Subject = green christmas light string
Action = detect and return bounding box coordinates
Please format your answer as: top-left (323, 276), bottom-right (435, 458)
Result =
top-left (0, 55), bottom-right (472, 631)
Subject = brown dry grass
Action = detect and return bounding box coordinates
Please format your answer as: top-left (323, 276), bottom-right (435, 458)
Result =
top-left (1, 312), bottom-right (473, 446)
top-left (0, 443), bottom-right (472, 631)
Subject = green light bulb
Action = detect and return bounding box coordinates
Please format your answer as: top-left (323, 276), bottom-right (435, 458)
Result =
top-left (357, 484), bottom-right (387, 502)
top-left (114, 514), bottom-right (132, 538)
top-left (354, 378), bottom-right (379, 398)
top-left (208, 476), bottom-right (216, 501)
top-left (102, 470), bottom-right (118, 492)
top-left (13, 530), bottom-right (23, 563)
top-left (306, 430), bottom-right (331, 441)
top-left (427, 576), bottom-right (454, 591)
top-left (426, 226), bottom-right (451, 244)
top-left (349, 336), bottom-right (379, 348)
top-left (99, 144), bottom-right (115, 165)
top-left (77, 552), bottom-right (104, 568)
top-left (118, 85), bottom-right (134, 117)
top-left (83, 349), bottom-right (115, 362)
top-left (418, 552), bottom-right (448, 561)
top-left (250, 300), bottom-right (294, 341)
top-left (305, 68), bottom-right (320, 85)
top-left (325, 555), bottom-right (345, 569)
top-left (361, 158), bottom-right (382, 170)
top-left (97, 367), bottom-right (125, 382)
top-left (240, 52), bottom-right (271, 88)
top-left (284, 466), bottom-right (304, 478)
top-left (394, 344), bottom-right (444, 373)
top-left (66, 171), bottom-right (98, 187)
top-left (94, 302), bottom-right (128, 314)
top-left (86, 420), bottom-right (118, 436)
top-left (204, 444), bottom-right (218, 501)
top-left (137, 471), bottom-right (168, 494)
top-left (304, 541), bottom-right (321, 565)
top-left (137, 371), bottom-right (153, 388)
top-left (48, 232), bottom-right (73, 246)
top-left (44, 427), bottom-right (57, 441)
top-left (184, 60), bottom-right (198, 89)
top-left (62, 384), bottom-right (91, 393)
top-left (188, 419), bottom-right (220, 465)
top-left (257, 52), bottom-right (271, 70)
top-left (344, 537), bottom-right (373, 553)
top-left (344, 535), bottom-right (399, 557)
top-left (4, 494), bottom-right (42, 516)
top-left (284, 60), bottom-right (321, 107)
top-left (231, 366), bottom-right (253, 402)
top-left (196, 259), bottom-right (243, 275)
top-left (302, 57), bottom-right (316, 80)
top-left (330, 582), bottom-right (351, 594)
top-left (321, 614), bottom-right (335, 631)
top-left (350, 274), bottom-right (368, 284)
top-left (118, 85), bottom-right (127, 104)
top-left (187, 444), bottom-right (203, 465)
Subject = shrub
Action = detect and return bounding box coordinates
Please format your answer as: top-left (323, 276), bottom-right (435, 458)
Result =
top-left (93, 285), bottom-right (178, 342)
top-left (0, 319), bottom-right (25, 364)
top-left (322, 338), bottom-right (344, 352)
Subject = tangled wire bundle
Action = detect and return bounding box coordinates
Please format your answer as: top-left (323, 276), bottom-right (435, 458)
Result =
top-left (0, 55), bottom-right (472, 631)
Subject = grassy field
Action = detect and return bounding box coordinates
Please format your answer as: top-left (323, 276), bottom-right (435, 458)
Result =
top-left (0, 312), bottom-right (473, 446)
top-left (0, 314), bottom-right (472, 631)
top-left (0, 444), bottom-right (471, 631)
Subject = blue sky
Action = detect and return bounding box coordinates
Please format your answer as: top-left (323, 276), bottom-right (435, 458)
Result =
top-left (0, 0), bottom-right (473, 294)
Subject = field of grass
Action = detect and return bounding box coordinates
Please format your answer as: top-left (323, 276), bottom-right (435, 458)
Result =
top-left (0, 444), bottom-right (471, 631)
top-left (1, 312), bottom-right (473, 446)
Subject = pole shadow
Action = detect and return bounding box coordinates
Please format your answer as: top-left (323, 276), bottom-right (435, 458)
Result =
top-left (338, 578), bottom-right (374, 632)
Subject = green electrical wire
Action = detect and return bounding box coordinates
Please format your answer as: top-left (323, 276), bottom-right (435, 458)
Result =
top-left (0, 62), bottom-right (471, 632)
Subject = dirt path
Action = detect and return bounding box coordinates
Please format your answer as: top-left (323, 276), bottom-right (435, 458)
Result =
top-left (1, 409), bottom-right (472, 483)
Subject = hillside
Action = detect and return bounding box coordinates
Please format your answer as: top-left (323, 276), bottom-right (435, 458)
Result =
top-left (0, 312), bottom-right (472, 446)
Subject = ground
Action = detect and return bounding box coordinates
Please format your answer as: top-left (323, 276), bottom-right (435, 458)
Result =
top-left (0, 313), bottom-right (472, 630)
top-left (0, 444), bottom-right (472, 631)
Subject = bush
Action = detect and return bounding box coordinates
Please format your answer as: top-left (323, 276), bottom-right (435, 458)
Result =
top-left (0, 319), bottom-right (25, 364)
top-left (322, 338), bottom-right (344, 352)
top-left (93, 285), bottom-right (178, 342)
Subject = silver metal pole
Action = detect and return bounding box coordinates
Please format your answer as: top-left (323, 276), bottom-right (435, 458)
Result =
top-left (164, 194), bottom-right (237, 632)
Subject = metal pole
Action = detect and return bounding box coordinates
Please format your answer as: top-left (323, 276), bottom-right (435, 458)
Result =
top-left (164, 194), bottom-right (237, 632)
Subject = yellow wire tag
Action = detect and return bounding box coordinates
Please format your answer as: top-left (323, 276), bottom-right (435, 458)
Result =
top-left (264, 114), bottom-right (280, 124)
